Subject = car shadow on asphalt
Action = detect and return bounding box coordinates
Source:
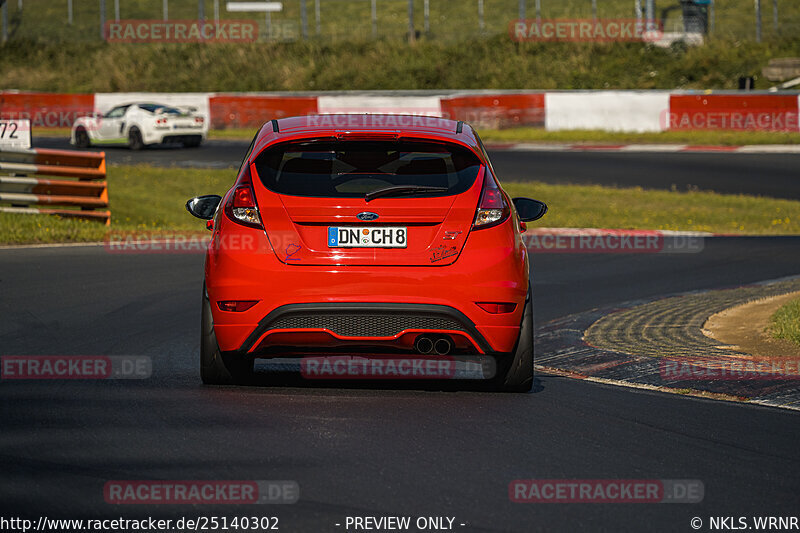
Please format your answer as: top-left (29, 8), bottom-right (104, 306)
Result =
top-left (207, 370), bottom-right (545, 394)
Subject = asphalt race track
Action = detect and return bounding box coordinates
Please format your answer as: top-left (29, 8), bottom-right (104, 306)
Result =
top-left (34, 136), bottom-right (800, 199)
top-left (3, 138), bottom-right (799, 531)
top-left (1, 238), bottom-right (799, 531)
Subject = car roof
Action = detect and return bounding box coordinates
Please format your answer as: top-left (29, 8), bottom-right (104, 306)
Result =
top-left (250, 114), bottom-right (482, 160)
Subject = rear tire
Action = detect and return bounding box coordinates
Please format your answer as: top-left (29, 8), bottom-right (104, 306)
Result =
top-left (74, 127), bottom-right (90, 149)
top-left (128, 127), bottom-right (145, 151)
top-left (493, 287), bottom-right (534, 392)
top-left (201, 287), bottom-right (254, 385)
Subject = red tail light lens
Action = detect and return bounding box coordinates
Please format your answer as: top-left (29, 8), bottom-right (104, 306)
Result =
top-left (476, 302), bottom-right (517, 314)
top-left (195, 116), bottom-right (204, 123)
top-left (473, 170), bottom-right (510, 230)
top-left (218, 300), bottom-right (259, 312)
top-left (233, 185), bottom-right (255, 207)
top-left (224, 166), bottom-right (263, 229)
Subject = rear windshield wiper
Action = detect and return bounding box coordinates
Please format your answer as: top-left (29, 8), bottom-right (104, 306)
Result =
top-left (365, 185), bottom-right (449, 202)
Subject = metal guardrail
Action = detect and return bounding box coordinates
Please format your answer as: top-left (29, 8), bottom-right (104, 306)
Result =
top-left (0, 147), bottom-right (110, 225)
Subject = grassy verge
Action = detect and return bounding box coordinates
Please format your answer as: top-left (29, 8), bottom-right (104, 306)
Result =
top-left (478, 128), bottom-right (800, 146)
top-left (768, 299), bottom-right (800, 345)
top-left (3, 36), bottom-right (800, 92)
top-left (2, 164), bottom-right (800, 245)
top-left (209, 128), bottom-right (800, 145)
top-left (5, 0), bottom-right (797, 44)
top-left (501, 182), bottom-right (800, 233)
top-left (32, 127), bottom-right (800, 146)
top-left (0, 165), bottom-right (232, 245)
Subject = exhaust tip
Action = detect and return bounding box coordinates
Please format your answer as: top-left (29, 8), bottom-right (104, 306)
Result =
top-left (415, 336), bottom-right (434, 354)
top-left (433, 337), bottom-right (452, 356)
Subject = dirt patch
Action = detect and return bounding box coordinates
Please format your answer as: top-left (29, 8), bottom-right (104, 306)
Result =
top-left (703, 291), bottom-right (800, 359)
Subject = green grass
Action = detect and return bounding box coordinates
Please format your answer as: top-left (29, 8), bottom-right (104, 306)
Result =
top-left (2, 35), bottom-right (800, 92)
top-left (769, 298), bottom-right (800, 345)
top-left (2, 0), bottom-right (799, 93)
top-left (107, 165), bottom-right (232, 229)
top-left (208, 128), bottom-right (260, 140)
top-left (2, 164), bottom-right (800, 245)
top-left (210, 128), bottom-right (800, 145)
top-left (29, 127), bottom-right (800, 146)
top-left (0, 214), bottom-right (108, 245)
top-left (0, 165), bottom-right (232, 245)
top-left (502, 181), bottom-right (800, 234)
top-left (478, 128), bottom-right (800, 146)
top-left (4, 0), bottom-right (799, 43)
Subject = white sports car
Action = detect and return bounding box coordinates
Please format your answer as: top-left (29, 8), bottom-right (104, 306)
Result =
top-left (71, 103), bottom-right (208, 150)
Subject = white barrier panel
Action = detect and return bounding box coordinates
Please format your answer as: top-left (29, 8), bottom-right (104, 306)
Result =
top-left (317, 95), bottom-right (442, 117)
top-left (545, 91), bottom-right (670, 132)
top-left (94, 93), bottom-right (211, 118)
top-left (0, 119), bottom-right (31, 150)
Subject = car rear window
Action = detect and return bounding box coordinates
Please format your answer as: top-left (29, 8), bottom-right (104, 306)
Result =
top-left (253, 140), bottom-right (482, 198)
top-left (138, 104), bottom-right (183, 115)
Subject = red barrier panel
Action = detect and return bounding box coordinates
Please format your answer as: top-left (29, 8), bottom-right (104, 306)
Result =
top-left (440, 94), bottom-right (545, 129)
top-left (209, 95), bottom-right (319, 129)
top-left (0, 92), bottom-right (95, 129)
top-left (4, 91), bottom-right (796, 134)
top-left (667, 94), bottom-right (799, 132)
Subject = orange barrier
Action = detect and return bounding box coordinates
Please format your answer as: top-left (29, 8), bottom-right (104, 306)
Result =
top-left (440, 93), bottom-right (546, 129)
top-left (209, 95), bottom-right (319, 129)
top-left (0, 148), bottom-right (110, 225)
top-left (3, 90), bottom-right (799, 134)
top-left (668, 94), bottom-right (799, 132)
top-left (0, 91), bottom-right (95, 129)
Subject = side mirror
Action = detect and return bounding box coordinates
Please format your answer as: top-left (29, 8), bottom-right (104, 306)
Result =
top-left (186, 195), bottom-right (222, 220)
top-left (512, 197), bottom-right (548, 222)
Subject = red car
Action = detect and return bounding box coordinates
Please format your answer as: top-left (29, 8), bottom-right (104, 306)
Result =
top-left (186, 115), bottom-right (547, 391)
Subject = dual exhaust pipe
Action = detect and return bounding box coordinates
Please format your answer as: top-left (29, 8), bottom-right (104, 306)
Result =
top-left (414, 335), bottom-right (453, 356)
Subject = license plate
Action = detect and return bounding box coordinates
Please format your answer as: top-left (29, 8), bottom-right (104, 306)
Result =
top-left (328, 227), bottom-right (407, 248)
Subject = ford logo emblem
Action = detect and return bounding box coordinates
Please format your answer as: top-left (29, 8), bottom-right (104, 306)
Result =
top-left (357, 212), bottom-right (379, 221)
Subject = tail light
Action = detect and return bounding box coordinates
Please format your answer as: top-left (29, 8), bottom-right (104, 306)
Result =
top-left (476, 302), bottom-right (517, 314)
top-left (218, 300), bottom-right (259, 312)
top-left (224, 166), bottom-right (263, 229)
top-left (473, 169), bottom-right (510, 230)
top-left (156, 118), bottom-right (168, 126)
top-left (195, 116), bottom-right (204, 124)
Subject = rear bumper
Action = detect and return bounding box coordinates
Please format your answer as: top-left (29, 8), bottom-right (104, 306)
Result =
top-left (143, 128), bottom-right (206, 145)
top-left (206, 219), bottom-right (529, 355)
top-left (160, 134), bottom-right (204, 144)
top-left (238, 302), bottom-right (494, 356)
